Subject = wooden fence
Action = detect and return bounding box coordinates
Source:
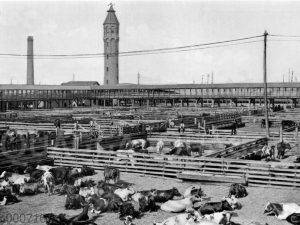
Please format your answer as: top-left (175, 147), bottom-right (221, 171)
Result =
top-left (47, 147), bottom-right (300, 188)
top-left (205, 138), bottom-right (267, 158)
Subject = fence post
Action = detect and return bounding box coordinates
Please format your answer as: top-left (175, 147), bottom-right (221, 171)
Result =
top-left (280, 124), bottom-right (283, 142)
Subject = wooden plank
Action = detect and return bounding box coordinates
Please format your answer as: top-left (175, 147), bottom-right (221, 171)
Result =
top-left (178, 172), bottom-right (246, 184)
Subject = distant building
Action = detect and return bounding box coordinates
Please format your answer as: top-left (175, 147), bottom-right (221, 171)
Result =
top-left (103, 5), bottom-right (119, 86)
top-left (61, 81), bottom-right (100, 86)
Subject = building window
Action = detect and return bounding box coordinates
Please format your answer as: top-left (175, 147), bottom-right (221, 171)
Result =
top-left (106, 67), bottom-right (109, 72)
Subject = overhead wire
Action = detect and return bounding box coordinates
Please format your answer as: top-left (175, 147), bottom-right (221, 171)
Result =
top-left (0, 35), bottom-right (264, 60)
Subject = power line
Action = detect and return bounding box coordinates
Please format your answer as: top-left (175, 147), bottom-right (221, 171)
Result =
top-left (0, 39), bottom-right (263, 60)
top-left (0, 34), bottom-right (263, 59)
top-left (269, 34), bottom-right (300, 38)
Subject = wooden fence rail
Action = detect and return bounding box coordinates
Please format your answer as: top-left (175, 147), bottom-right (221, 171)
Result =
top-left (47, 147), bottom-right (300, 188)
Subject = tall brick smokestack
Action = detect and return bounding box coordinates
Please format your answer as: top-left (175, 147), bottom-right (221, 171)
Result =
top-left (27, 36), bottom-right (34, 85)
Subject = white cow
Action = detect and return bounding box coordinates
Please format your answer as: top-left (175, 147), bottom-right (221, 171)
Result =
top-left (264, 202), bottom-right (300, 220)
top-left (114, 187), bottom-right (135, 201)
top-left (161, 196), bottom-right (202, 213)
top-left (36, 165), bottom-right (54, 172)
top-left (156, 140), bottom-right (164, 154)
top-left (154, 210), bottom-right (201, 225)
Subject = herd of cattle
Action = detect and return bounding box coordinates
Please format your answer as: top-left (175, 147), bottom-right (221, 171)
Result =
top-left (1, 165), bottom-right (300, 225)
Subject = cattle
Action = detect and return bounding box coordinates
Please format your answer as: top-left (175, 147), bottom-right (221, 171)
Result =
top-left (24, 166), bottom-right (45, 181)
top-left (80, 165), bottom-right (95, 176)
top-left (156, 140), bottom-right (164, 154)
top-left (222, 196), bottom-right (241, 210)
top-left (119, 202), bottom-right (140, 220)
top-left (199, 200), bottom-right (233, 215)
top-left (184, 185), bottom-right (206, 198)
top-left (65, 194), bottom-right (86, 210)
top-left (104, 166), bottom-right (120, 183)
top-left (97, 180), bottom-right (122, 193)
top-left (154, 187), bottom-right (182, 203)
top-left (161, 195), bottom-right (202, 213)
top-left (101, 191), bottom-right (123, 212)
top-left (201, 212), bottom-right (233, 225)
top-left (43, 205), bottom-right (97, 225)
top-left (19, 182), bottom-right (41, 195)
top-left (132, 189), bottom-right (157, 202)
top-left (139, 195), bottom-right (158, 212)
top-left (114, 187), bottom-right (135, 201)
top-left (74, 179), bottom-right (96, 188)
top-left (286, 213), bottom-right (300, 225)
top-left (168, 140), bottom-right (191, 156)
top-left (154, 210), bottom-right (202, 225)
top-left (36, 165), bottom-right (54, 172)
top-left (65, 168), bottom-right (81, 185)
top-left (188, 143), bottom-right (204, 157)
top-left (0, 179), bottom-right (11, 190)
top-left (126, 139), bottom-right (150, 150)
top-left (41, 171), bottom-right (55, 195)
top-left (4, 172), bottom-right (30, 185)
top-left (49, 166), bottom-right (70, 184)
top-left (88, 194), bottom-right (109, 214)
top-left (277, 142), bottom-right (292, 159)
top-left (79, 186), bottom-right (95, 198)
top-left (264, 202), bottom-right (300, 220)
top-left (124, 216), bottom-right (135, 225)
top-left (58, 184), bottom-right (79, 196)
top-left (0, 189), bottom-right (20, 205)
top-left (228, 183), bottom-right (248, 198)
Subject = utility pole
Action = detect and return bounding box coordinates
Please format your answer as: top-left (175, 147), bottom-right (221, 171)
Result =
top-left (263, 30), bottom-right (269, 138)
top-left (291, 70), bottom-right (294, 83)
top-left (283, 74), bottom-right (284, 83)
top-left (72, 73), bottom-right (75, 81)
top-left (137, 72), bottom-right (140, 85)
top-left (207, 74), bottom-right (209, 84)
top-left (202, 75), bottom-right (204, 84)
top-left (211, 72), bottom-right (214, 84)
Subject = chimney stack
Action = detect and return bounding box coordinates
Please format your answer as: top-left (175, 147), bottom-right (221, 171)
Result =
top-left (27, 36), bottom-right (34, 85)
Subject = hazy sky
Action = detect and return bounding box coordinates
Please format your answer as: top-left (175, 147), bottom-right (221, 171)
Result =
top-left (1, 0), bottom-right (300, 85)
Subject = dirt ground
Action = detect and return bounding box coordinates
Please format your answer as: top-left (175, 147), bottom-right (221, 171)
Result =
top-left (0, 171), bottom-right (299, 225)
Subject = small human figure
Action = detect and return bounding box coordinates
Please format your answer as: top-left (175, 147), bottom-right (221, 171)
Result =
top-left (74, 121), bottom-right (79, 130)
top-left (180, 120), bottom-right (185, 133)
top-left (231, 120), bottom-right (237, 135)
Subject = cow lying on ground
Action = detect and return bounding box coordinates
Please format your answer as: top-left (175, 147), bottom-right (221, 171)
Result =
top-left (132, 189), bottom-right (157, 202)
top-left (0, 189), bottom-right (19, 205)
top-left (222, 196), bottom-right (242, 210)
top-left (119, 202), bottom-right (140, 220)
top-left (199, 199), bottom-right (233, 215)
top-left (88, 194), bottom-right (109, 214)
top-left (24, 166), bottom-right (45, 181)
top-left (228, 183), bottom-right (248, 198)
top-left (154, 187), bottom-right (182, 203)
top-left (161, 195), bottom-right (202, 213)
top-left (79, 186), bottom-right (95, 198)
top-left (264, 202), bottom-right (300, 220)
top-left (104, 166), bottom-right (120, 183)
top-left (287, 213), bottom-right (300, 225)
top-left (43, 205), bottom-right (97, 225)
top-left (58, 184), bottom-right (79, 196)
top-left (154, 210), bottom-right (201, 225)
top-left (139, 195), bottom-right (158, 212)
top-left (19, 182), bottom-right (42, 195)
top-left (184, 185), bottom-right (206, 198)
top-left (65, 194), bottom-right (86, 210)
top-left (114, 187), bottom-right (135, 201)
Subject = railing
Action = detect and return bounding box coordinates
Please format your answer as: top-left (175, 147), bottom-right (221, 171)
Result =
top-left (47, 147), bottom-right (300, 188)
top-left (204, 138), bottom-right (267, 158)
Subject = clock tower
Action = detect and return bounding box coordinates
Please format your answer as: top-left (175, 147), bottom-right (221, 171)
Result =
top-left (103, 4), bottom-right (119, 85)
